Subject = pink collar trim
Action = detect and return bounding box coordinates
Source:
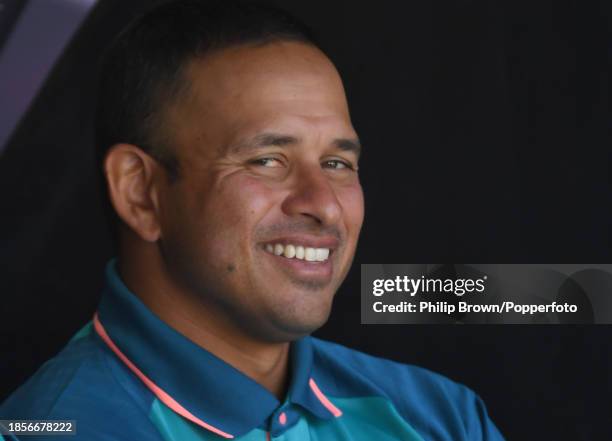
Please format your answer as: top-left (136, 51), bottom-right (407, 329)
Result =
top-left (93, 313), bottom-right (234, 439)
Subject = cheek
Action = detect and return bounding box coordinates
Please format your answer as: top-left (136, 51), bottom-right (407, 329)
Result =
top-left (215, 176), bottom-right (279, 227)
top-left (200, 175), bottom-right (281, 255)
top-left (338, 182), bottom-right (365, 234)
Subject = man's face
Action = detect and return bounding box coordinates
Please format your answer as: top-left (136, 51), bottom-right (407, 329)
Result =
top-left (156, 41), bottom-right (364, 342)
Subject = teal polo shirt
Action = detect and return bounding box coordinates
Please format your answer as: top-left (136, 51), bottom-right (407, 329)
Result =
top-left (1, 261), bottom-right (504, 440)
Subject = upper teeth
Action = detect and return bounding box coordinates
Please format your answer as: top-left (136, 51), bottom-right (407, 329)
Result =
top-left (265, 243), bottom-right (330, 262)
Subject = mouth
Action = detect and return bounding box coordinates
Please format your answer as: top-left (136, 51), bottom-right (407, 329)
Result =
top-left (264, 243), bottom-right (332, 262)
top-left (259, 237), bottom-right (338, 283)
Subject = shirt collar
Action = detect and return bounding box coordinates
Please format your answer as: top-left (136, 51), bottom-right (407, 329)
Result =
top-left (95, 260), bottom-right (339, 438)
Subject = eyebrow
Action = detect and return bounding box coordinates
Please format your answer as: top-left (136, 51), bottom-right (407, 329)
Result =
top-left (230, 132), bottom-right (362, 157)
top-left (333, 138), bottom-right (362, 156)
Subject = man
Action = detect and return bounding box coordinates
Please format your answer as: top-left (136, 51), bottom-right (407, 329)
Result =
top-left (1, 1), bottom-right (504, 439)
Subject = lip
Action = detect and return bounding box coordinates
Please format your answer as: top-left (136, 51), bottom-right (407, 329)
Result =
top-left (261, 249), bottom-right (334, 282)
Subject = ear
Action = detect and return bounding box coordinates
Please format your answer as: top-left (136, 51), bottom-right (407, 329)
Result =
top-left (104, 144), bottom-right (162, 242)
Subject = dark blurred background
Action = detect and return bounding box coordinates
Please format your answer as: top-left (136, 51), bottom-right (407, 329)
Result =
top-left (0, 0), bottom-right (610, 439)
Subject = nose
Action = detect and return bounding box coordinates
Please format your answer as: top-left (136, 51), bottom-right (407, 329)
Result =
top-left (281, 164), bottom-right (342, 226)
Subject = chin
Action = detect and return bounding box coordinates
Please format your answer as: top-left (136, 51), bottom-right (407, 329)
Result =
top-left (272, 306), bottom-right (333, 340)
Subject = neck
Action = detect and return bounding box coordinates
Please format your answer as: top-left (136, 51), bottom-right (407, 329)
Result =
top-left (117, 236), bottom-right (290, 399)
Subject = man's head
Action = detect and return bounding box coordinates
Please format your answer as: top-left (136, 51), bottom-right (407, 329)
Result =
top-left (97, 0), bottom-right (364, 343)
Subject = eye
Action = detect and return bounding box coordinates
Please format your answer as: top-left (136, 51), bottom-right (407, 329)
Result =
top-left (323, 159), bottom-right (353, 170)
top-left (249, 157), bottom-right (283, 168)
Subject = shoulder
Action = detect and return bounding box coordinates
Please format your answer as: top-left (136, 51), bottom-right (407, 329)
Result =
top-left (310, 337), bottom-right (505, 440)
top-left (0, 323), bottom-right (162, 441)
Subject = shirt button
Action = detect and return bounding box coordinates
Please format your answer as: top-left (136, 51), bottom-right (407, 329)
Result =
top-left (278, 412), bottom-right (287, 425)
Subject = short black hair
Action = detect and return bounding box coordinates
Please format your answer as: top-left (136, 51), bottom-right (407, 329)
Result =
top-left (95, 0), bottom-right (321, 236)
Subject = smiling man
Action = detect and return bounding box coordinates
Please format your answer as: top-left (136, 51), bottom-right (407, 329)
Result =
top-left (0, 1), bottom-right (504, 440)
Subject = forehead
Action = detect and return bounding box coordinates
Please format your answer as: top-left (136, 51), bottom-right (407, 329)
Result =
top-left (172, 41), bottom-right (354, 152)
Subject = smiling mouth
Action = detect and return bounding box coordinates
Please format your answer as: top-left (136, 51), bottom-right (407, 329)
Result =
top-left (264, 243), bottom-right (331, 262)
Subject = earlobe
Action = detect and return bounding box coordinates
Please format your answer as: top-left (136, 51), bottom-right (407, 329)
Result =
top-left (104, 144), bottom-right (162, 242)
